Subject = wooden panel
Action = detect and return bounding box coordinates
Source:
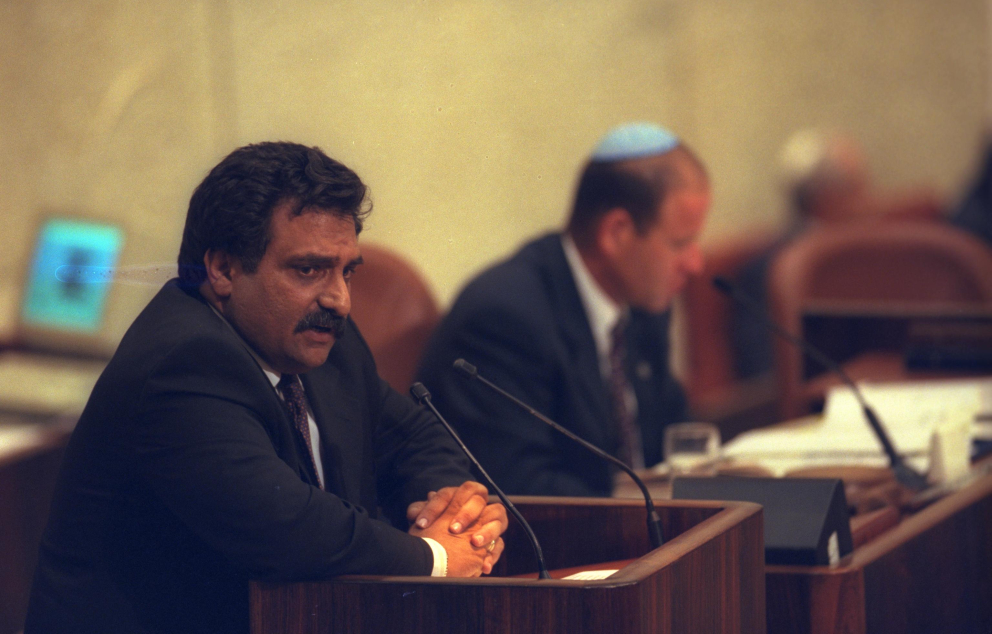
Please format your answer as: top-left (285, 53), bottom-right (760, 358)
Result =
top-left (766, 568), bottom-right (866, 634)
top-left (0, 424), bottom-right (71, 634)
top-left (492, 496), bottom-right (723, 575)
top-left (766, 468), bottom-right (992, 634)
top-left (847, 506), bottom-right (899, 550)
top-left (860, 474), bottom-right (992, 634)
top-left (251, 498), bottom-right (766, 634)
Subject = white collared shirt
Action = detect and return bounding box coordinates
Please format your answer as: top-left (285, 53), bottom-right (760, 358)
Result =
top-left (561, 234), bottom-right (639, 420)
top-left (561, 234), bottom-right (624, 379)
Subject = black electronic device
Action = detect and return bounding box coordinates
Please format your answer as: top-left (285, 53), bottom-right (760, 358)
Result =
top-left (673, 476), bottom-right (853, 566)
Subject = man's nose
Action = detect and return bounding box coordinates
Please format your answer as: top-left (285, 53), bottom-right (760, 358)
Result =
top-left (318, 274), bottom-right (351, 317)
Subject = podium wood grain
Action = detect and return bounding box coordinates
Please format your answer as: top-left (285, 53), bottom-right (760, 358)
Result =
top-left (766, 469), bottom-right (992, 634)
top-left (251, 497), bottom-right (766, 634)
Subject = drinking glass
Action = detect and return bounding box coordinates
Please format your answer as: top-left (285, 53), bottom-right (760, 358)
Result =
top-left (664, 422), bottom-right (721, 476)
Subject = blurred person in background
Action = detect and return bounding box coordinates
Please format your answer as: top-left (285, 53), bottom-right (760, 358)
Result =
top-left (731, 129), bottom-right (943, 380)
top-left (951, 136), bottom-right (992, 247)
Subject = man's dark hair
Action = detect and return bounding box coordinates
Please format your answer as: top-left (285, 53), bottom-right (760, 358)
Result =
top-left (567, 146), bottom-right (705, 248)
top-left (177, 141), bottom-right (371, 287)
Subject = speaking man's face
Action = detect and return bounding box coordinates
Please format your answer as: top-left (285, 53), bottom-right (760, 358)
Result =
top-left (223, 201), bottom-right (362, 374)
top-left (615, 181), bottom-right (709, 313)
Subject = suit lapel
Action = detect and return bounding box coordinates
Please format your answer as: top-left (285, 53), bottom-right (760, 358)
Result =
top-left (538, 236), bottom-right (615, 448)
top-left (190, 290), bottom-right (325, 489)
top-left (300, 366), bottom-right (363, 502)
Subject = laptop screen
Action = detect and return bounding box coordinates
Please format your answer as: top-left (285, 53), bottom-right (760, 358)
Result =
top-left (21, 218), bottom-right (125, 335)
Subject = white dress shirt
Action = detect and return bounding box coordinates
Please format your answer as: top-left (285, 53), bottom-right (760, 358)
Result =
top-left (561, 234), bottom-right (638, 421)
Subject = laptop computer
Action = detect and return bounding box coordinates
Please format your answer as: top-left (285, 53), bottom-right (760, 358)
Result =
top-left (0, 217), bottom-right (125, 417)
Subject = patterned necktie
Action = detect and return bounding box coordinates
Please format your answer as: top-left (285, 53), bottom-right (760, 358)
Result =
top-left (609, 317), bottom-right (644, 470)
top-left (277, 374), bottom-right (323, 489)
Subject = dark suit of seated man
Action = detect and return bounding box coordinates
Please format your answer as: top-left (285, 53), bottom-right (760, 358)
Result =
top-left (418, 123), bottom-right (710, 497)
top-left (25, 142), bottom-right (507, 634)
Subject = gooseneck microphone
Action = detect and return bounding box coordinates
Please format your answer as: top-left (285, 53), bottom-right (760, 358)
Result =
top-left (712, 276), bottom-right (929, 491)
top-left (410, 383), bottom-right (552, 579)
top-left (452, 359), bottom-right (665, 550)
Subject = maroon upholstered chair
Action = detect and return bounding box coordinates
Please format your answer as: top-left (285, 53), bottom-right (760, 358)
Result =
top-left (679, 234), bottom-right (782, 437)
top-left (682, 233), bottom-right (778, 407)
top-left (767, 222), bottom-right (992, 419)
top-left (348, 244), bottom-right (440, 394)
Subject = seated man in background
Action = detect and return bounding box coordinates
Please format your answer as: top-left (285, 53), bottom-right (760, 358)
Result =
top-left (732, 129), bottom-right (944, 380)
top-left (951, 135), bottom-right (992, 247)
top-left (418, 123), bottom-right (710, 496)
top-left (26, 142), bottom-right (507, 634)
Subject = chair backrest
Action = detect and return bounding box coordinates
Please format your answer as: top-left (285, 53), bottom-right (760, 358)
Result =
top-left (681, 233), bottom-right (778, 407)
top-left (348, 244), bottom-right (440, 394)
top-left (768, 222), bottom-right (992, 418)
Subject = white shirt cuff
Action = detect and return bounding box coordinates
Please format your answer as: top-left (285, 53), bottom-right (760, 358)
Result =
top-left (422, 537), bottom-right (448, 577)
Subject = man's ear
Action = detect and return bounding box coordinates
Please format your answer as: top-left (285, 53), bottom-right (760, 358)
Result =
top-left (595, 207), bottom-right (636, 260)
top-left (203, 249), bottom-right (237, 299)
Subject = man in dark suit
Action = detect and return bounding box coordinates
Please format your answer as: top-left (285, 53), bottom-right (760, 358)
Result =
top-left (418, 123), bottom-right (709, 496)
top-left (26, 142), bottom-right (507, 634)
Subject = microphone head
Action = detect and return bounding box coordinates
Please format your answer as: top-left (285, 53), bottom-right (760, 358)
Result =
top-left (453, 359), bottom-right (478, 379)
top-left (409, 382), bottom-right (431, 403)
top-left (712, 276), bottom-right (734, 295)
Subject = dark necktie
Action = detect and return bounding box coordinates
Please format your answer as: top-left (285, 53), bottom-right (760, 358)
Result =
top-left (277, 374), bottom-right (323, 489)
top-left (609, 318), bottom-right (644, 470)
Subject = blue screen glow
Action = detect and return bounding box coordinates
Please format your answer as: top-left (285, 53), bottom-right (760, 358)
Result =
top-left (21, 218), bottom-right (125, 333)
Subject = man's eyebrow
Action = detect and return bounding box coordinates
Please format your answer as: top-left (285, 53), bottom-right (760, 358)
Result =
top-left (286, 254), bottom-right (364, 268)
top-left (287, 255), bottom-right (341, 267)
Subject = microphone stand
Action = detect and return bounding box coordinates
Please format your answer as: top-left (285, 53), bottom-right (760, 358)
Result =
top-left (410, 383), bottom-right (552, 579)
top-left (453, 359), bottom-right (665, 549)
top-left (713, 276), bottom-right (929, 491)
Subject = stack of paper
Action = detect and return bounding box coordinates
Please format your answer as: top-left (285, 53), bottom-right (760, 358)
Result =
top-left (722, 378), bottom-right (991, 477)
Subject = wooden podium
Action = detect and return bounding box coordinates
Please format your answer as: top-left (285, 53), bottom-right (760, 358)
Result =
top-left (765, 466), bottom-right (992, 634)
top-left (250, 497), bottom-right (766, 634)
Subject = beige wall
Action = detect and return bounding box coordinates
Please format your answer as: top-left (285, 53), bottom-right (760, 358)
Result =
top-left (1, 0), bottom-right (988, 348)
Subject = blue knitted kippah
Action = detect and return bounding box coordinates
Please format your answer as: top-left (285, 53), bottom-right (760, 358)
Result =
top-left (591, 122), bottom-right (680, 161)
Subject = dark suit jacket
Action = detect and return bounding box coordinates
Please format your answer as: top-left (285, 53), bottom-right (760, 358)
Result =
top-left (26, 281), bottom-right (471, 634)
top-left (952, 140), bottom-right (992, 246)
top-left (417, 234), bottom-right (687, 497)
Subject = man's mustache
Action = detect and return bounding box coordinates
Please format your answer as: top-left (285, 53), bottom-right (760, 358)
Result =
top-left (294, 309), bottom-right (346, 338)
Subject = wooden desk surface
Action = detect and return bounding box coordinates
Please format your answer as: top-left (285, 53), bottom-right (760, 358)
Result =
top-left (0, 421), bottom-right (73, 634)
top-left (765, 463), bottom-right (992, 634)
top-left (616, 423), bottom-right (992, 634)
